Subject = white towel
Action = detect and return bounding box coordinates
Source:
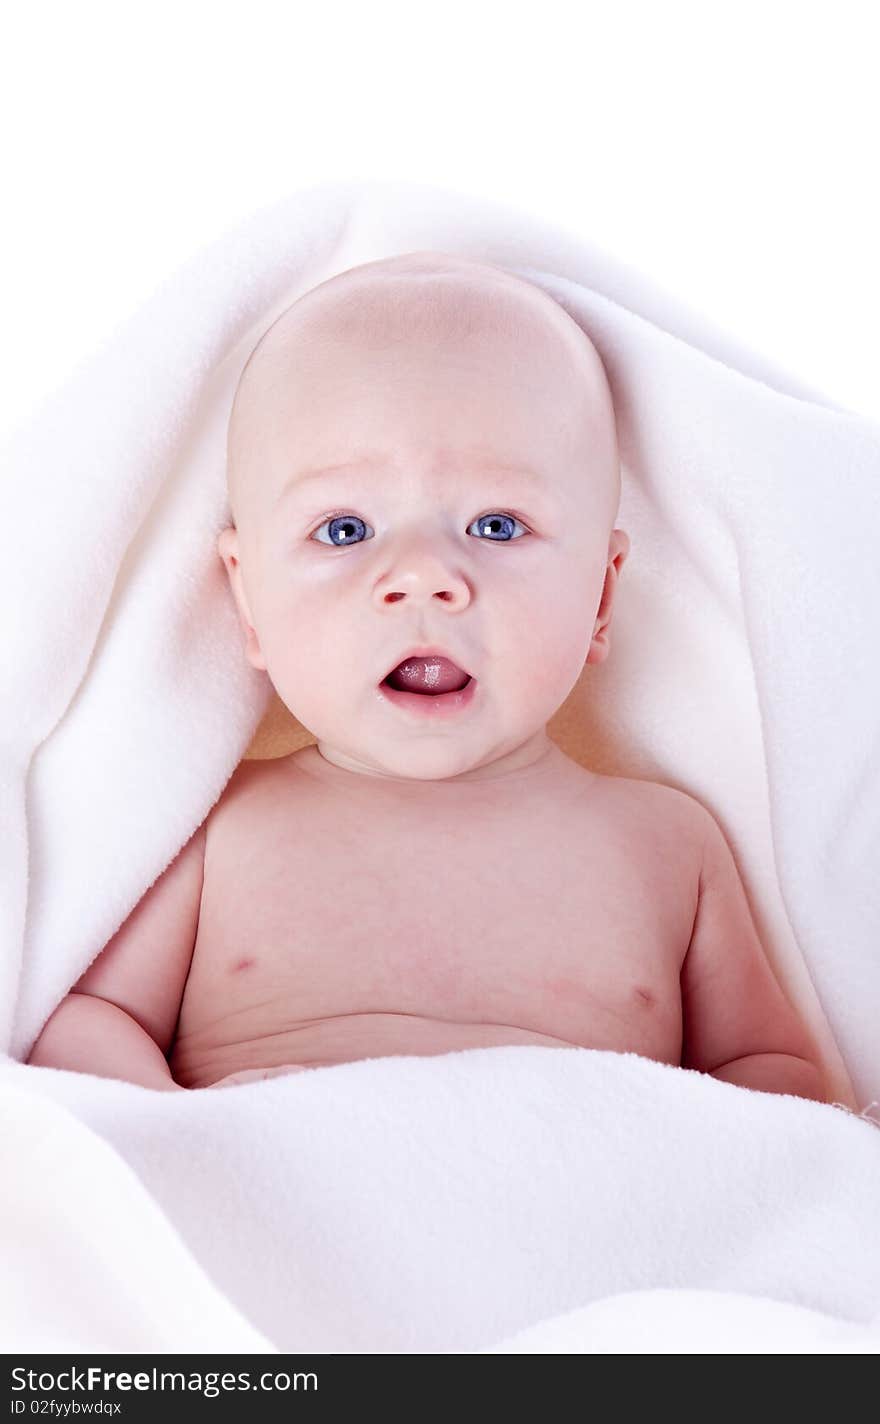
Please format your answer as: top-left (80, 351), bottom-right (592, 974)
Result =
top-left (3, 1049), bottom-right (879, 1353)
top-left (2, 178), bottom-right (878, 1352)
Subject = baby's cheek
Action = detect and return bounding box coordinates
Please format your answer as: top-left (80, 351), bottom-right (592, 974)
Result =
top-left (528, 610), bottom-right (592, 693)
top-left (257, 587), bottom-right (320, 663)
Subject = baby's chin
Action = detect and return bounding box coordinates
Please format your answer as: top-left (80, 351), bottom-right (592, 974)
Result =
top-left (331, 742), bottom-right (485, 784)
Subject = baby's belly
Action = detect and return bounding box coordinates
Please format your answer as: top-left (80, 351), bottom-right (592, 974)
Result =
top-left (169, 960), bottom-right (685, 1089)
top-left (170, 1012), bottom-right (587, 1090)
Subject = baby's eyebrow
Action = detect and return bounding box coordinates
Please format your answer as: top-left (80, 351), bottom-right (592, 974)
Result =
top-left (275, 455), bottom-right (549, 506)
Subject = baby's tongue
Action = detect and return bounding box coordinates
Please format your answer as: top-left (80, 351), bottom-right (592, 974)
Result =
top-left (385, 656), bottom-right (469, 695)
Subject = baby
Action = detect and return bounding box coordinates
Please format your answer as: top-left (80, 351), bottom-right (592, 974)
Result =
top-left (27, 251), bottom-right (831, 1104)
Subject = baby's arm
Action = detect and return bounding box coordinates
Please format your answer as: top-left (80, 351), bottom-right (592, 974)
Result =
top-left (28, 993), bottom-right (184, 1091)
top-left (680, 808), bottom-right (829, 1104)
top-left (26, 821), bottom-right (206, 1092)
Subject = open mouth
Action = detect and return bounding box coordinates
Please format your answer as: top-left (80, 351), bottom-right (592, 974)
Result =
top-left (378, 652), bottom-right (477, 715)
top-left (381, 653), bottom-right (472, 696)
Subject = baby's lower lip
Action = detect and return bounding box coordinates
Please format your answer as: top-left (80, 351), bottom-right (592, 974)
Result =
top-left (377, 676), bottom-right (478, 717)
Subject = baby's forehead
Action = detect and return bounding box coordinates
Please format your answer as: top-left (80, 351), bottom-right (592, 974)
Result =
top-left (227, 255), bottom-right (618, 519)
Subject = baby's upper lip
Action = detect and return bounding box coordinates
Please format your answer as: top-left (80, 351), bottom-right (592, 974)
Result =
top-left (380, 645), bottom-right (474, 683)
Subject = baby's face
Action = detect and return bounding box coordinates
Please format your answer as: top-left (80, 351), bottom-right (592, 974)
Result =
top-left (220, 259), bottom-right (628, 784)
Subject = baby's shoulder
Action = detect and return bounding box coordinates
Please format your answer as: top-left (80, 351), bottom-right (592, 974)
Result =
top-left (202, 755), bottom-right (285, 834)
top-left (590, 772), bottom-right (708, 855)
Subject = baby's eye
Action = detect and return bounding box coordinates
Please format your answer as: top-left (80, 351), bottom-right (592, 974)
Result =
top-left (310, 514), bottom-right (374, 546)
top-left (467, 512), bottom-right (528, 542)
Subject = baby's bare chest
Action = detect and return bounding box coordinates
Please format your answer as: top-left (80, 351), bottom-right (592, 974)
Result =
top-left (174, 768), bottom-right (699, 1071)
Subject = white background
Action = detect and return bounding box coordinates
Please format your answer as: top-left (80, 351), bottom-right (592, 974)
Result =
top-left (2, 0), bottom-right (877, 438)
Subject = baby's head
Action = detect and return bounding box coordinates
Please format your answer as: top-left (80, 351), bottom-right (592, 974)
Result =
top-left (220, 251), bottom-right (629, 784)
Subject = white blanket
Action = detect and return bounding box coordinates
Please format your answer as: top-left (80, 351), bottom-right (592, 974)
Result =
top-left (2, 178), bottom-right (879, 1352)
top-left (2, 1051), bottom-right (879, 1352)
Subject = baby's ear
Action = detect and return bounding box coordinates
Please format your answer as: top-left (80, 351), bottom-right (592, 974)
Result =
top-left (216, 526), bottom-right (267, 672)
top-left (586, 529), bottom-right (630, 667)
